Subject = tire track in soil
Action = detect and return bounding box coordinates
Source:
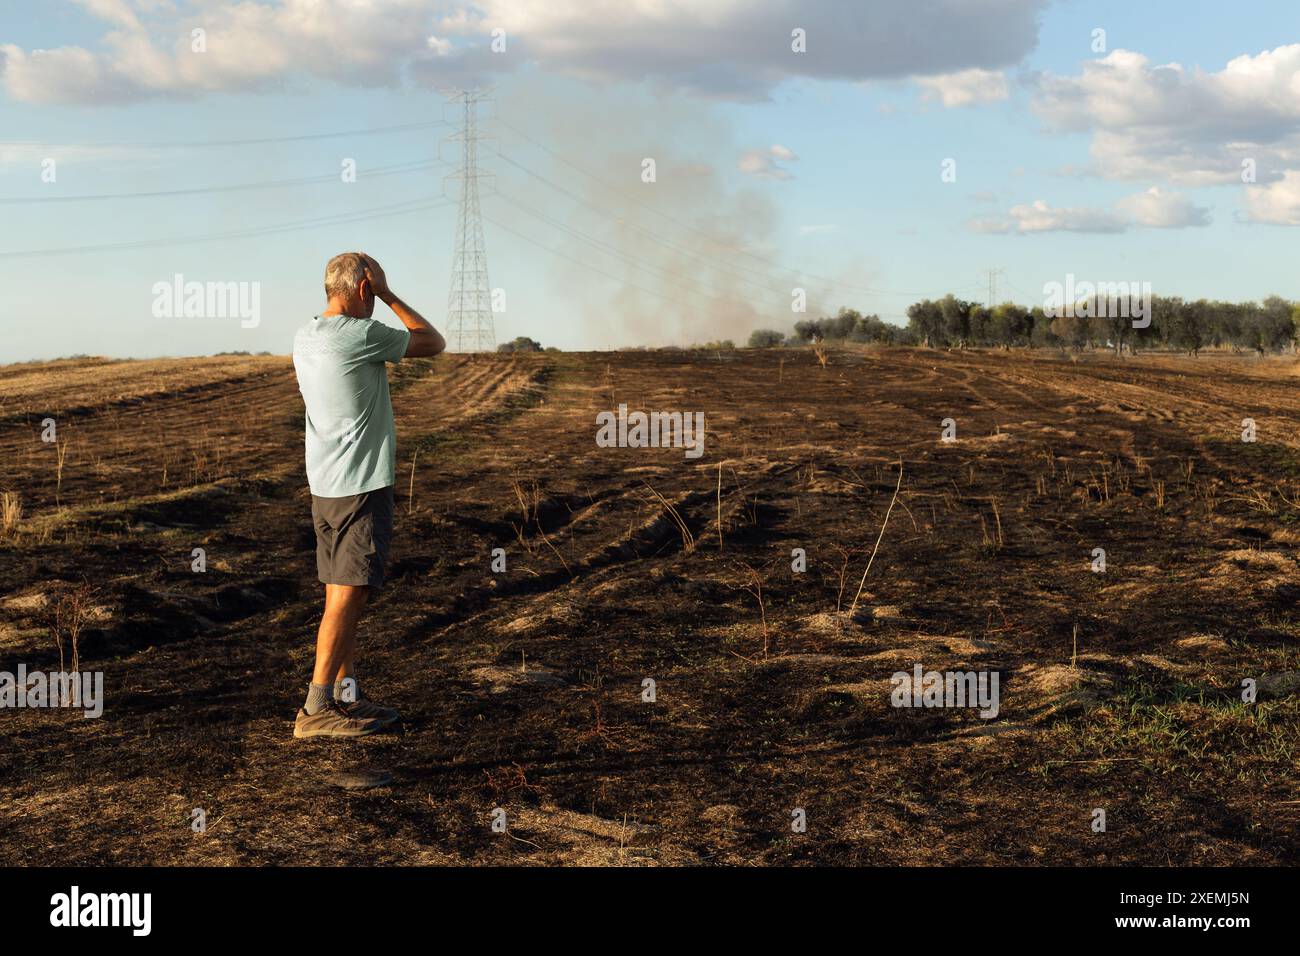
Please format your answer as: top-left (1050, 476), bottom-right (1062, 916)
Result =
top-left (0, 367), bottom-right (302, 513)
top-left (961, 356), bottom-right (1300, 488)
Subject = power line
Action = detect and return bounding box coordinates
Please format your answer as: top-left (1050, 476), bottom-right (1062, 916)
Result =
top-left (1001, 277), bottom-right (1042, 305)
top-left (0, 195), bottom-right (455, 259)
top-left (0, 104), bottom-right (988, 336)
top-left (0, 157), bottom-right (447, 204)
top-left (0, 120), bottom-right (448, 151)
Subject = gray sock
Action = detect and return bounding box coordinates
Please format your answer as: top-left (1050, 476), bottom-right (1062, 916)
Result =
top-left (304, 683), bottom-right (333, 715)
top-left (334, 677), bottom-right (360, 703)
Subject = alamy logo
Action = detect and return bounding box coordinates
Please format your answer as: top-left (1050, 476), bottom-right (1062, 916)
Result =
top-left (340, 417), bottom-right (360, 444)
top-left (595, 404), bottom-right (705, 459)
top-left (890, 664), bottom-right (1000, 719)
top-left (151, 273), bottom-right (261, 329)
top-left (50, 886), bottom-right (151, 936)
top-left (0, 665), bottom-right (103, 718)
top-left (1042, 273), bottom-right (1151, 329)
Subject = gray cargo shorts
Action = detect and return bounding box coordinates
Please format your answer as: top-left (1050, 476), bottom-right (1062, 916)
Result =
top-left (311, 486), bottom-right (395, 590)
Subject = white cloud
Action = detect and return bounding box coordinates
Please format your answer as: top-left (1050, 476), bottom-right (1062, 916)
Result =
top-left (1, 2), bottom-right (460, 104)
top-left (798, 223), bottom-right (836, 235)
top-left (1, 0), bottom-right (1048, 105)
top-left (739, 144), bottom-right (798, 180)
top-left (1031, 45), bottom-right (1300, 187)
top-left (967, 217), bottom-right (1014, 235)
top-left (0, 45), bottom-right (133, 104)
top-left (974, 188), bottom-right (1211, 234)
top-left (989, 199), bottom-right (1127, 234)
top-left (1114, 186), bottom-right (1211, 227)
top-left (1244, 170), bottom-right (1300, 225)
top-left (915, 68), bottom-right (1009, 107)
top-left (71, 0), bottom-right (142, 30)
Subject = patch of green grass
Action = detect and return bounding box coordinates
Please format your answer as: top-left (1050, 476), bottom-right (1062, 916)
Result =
top-left (1038, 678), bottom-right (1296, 784)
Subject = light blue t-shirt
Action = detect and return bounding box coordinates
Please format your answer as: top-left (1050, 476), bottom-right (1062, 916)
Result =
top-left (292, 314), bottom-right (411, 498)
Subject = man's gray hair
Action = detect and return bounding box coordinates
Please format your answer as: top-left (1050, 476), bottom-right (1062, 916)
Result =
top-left (324, 252), bottom-right (368, 299)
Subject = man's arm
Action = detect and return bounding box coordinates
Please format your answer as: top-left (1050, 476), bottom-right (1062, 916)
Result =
top-left (385, 293), bottom-right (445, 358)
top-left (363, 256), bottom-right (446, 358)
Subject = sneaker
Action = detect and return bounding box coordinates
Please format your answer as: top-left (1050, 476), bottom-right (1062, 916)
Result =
top-left (293, 700), bottom-right (383, 739)
top-left (339, 695), bottom-right (400, 725)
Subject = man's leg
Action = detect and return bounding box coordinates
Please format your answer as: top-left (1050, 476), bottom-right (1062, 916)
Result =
top-left (301, 488), bottom-right (399, 728)
top-left (296, 492), bottom-right (386, 738)
top-left (324, 578), bottom-right (400, 724)
top-left (294, 583), bottom-right (381, 738)
top-left (312, 583), bottom-right (369, 689)
top-left (330, 591), bottom-right (360, 702)
top-left (328, 488), bottom-right (400, 720)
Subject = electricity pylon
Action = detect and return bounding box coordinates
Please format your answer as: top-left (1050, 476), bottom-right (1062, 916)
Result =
top-left (985, 267), bottom-right (1005, 309)
top-left (444, 89), bottom-right (496, 352)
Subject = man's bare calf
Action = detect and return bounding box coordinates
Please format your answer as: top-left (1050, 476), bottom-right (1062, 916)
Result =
top-left (313, 583), bottom-right (369, 691)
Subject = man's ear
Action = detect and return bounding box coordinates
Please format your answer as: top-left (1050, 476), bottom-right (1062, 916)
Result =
top-left (359, 277), bottom-right (372, 300)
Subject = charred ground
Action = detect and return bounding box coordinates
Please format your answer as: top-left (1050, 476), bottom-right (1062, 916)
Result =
top-left (1, 347), bottom-right (1297, 865)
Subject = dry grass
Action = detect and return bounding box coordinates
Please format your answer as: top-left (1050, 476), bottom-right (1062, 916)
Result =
top-left (641, 480), bottom-right (695, 555)
top-left (47, 582), bottom-right (97, 675)
top-left (0, 492), bottom-right (20, 539)
top-left (847, 460), bottom-right (904, 616)
top-left (55, 440), bottom-right (70, 506)
top-left (733, 559), bottom-right (773, 660)
top-left (408, 450), bottom-right (419, 515)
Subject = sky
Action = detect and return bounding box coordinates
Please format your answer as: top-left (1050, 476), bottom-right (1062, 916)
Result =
top-left (0, 0), bottom-right (1298, 360)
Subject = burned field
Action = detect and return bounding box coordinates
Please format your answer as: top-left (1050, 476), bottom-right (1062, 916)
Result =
top-left (1, 347), bottom-right (1298, 865)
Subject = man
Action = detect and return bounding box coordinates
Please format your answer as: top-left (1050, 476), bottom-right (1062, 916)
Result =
top-left (291, 252), bottom-right (445, 738)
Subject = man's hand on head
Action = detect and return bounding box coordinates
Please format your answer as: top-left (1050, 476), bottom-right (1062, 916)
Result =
top-left (363, 255), bottom-right (394, 306)
top-left (354, 252), bottom-right (443, 356)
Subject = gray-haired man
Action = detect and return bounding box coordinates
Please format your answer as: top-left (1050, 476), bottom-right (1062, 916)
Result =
top-left (291, 252), bottom-right (445, 738)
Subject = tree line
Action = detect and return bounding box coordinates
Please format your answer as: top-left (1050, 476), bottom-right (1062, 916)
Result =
top-left (748, 294), bottom-right (1300, 355)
